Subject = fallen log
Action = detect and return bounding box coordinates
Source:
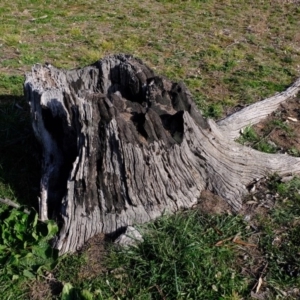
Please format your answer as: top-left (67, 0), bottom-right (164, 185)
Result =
top-left (24, 54), bottom-right (300, 254)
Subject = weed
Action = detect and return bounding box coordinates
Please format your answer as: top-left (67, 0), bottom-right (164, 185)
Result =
top-left (237, 126), bottom-right (278, 154)
top-left (203, 103), bottom-right (224, 119)
top-left (288, 147), bottom-right (300, 157)
top-left (237, 126), bottom-right (259, 144)
top-left (0, 206), bottom-right (58, 299)
top-left (269, 119), bottom-right (294, 135)
top-left (255, 140), bottom-right (278, 154)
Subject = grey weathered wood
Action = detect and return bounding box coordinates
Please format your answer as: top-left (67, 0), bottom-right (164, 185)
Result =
top-left (24, 54), bottom-right (300, 254)
top-left (217, 77), bottom-right (300, 140)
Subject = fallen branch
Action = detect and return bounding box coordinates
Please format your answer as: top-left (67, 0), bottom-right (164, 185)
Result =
top-left (0, 197), bottom-right (30, 214)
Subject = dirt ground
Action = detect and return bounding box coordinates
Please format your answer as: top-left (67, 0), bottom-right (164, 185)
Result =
top-left (29, 234), bottom-right (109, 300)
top-left (254, 96), bottom-right (300, 154)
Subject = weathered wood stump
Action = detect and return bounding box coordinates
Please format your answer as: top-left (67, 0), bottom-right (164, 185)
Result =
top-left (24, 54), bottom-right (300, 254)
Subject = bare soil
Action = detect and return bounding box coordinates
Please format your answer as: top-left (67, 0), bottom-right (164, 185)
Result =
top-left (29, 274), bottom-right (63, 300)
top-left (78, 233), bottom-right (109, 279)
top-left (253, 96), bottom-right (300, 154)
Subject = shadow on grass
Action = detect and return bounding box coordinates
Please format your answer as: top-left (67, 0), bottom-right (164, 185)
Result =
top-left (0, 94), bottom-right (40, 209)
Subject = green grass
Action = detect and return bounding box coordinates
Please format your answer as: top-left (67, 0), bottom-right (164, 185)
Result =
top-left (258, 176), bottom-right (300, 296)
top-left (237, 126), bottom-right (278, 154)
top-left (1, 180), bottom-right (300, 299)
top-left (1, 1), bottom-right (300, 107)
top-left (1, 0), bottom-right (300, 298)
top-left (55, 212), bottom-right (251, 300)
top-left (48, 187), bottom-right (300, 299)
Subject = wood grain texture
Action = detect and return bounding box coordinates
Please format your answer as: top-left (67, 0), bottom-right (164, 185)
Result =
top-left (25, 54), bottom-right (300, 253)
top-left (217, 77), bottom-right (300, 140)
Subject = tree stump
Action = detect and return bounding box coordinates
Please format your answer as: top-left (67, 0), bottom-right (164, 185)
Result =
top-left (24, 54), bottom-right (300, 254)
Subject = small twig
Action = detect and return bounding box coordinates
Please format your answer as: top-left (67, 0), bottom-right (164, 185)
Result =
top-left (0, 197), bottom-right (30, 214)
top-left (38, 272), bottom-right (58, 282)
top-left (14, 103), bottom-right (24, 110)
top-left (232, 237), bottom-right (257, 247)
top-left (225, 40), bottom-right (240, 50)
top-left (0, 197), bottom-right (21, 209)
top-left (252, 262), bottom-right (268, 294)
top-left (147, 285), bottom-right (166, 300)
top-left (215, 236), bottom-right (233, 246)
top-left (29, 15), bottom-right (48, 22)
top-left (155, 285), bottom-right (166, 300)
top-left (215, 233), bottom-right (257, 247)
top-left (212, 225), bottom-right (223, 236)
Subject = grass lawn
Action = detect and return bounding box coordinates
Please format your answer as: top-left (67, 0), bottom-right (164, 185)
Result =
top-left (1, 0), bottom-right (300, 299)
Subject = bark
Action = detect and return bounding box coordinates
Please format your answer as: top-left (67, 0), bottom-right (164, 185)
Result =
top-left (24, 54), bottom-right (300, 254)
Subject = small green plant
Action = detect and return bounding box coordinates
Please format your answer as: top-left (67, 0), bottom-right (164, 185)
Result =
top-left (0, 206), bottom-right (59, 298)
top-left (60, 283), bottom-right (93, 300)
top-left (237, 126), bottom-right (278, 153)
top-left (203, 103), bottom-right (223, 119)
top-left (271, 119), bottom-right (293, 134)
top-left (237, 126), bottom-right (259, 144)
top-left (288, 147), bottom-right (300, 157)
top-left (255, 140), bottom-right (277, 154)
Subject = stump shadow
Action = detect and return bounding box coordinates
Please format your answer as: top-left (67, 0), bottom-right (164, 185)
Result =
top-left (0, 94), bottom-right (40, 209)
